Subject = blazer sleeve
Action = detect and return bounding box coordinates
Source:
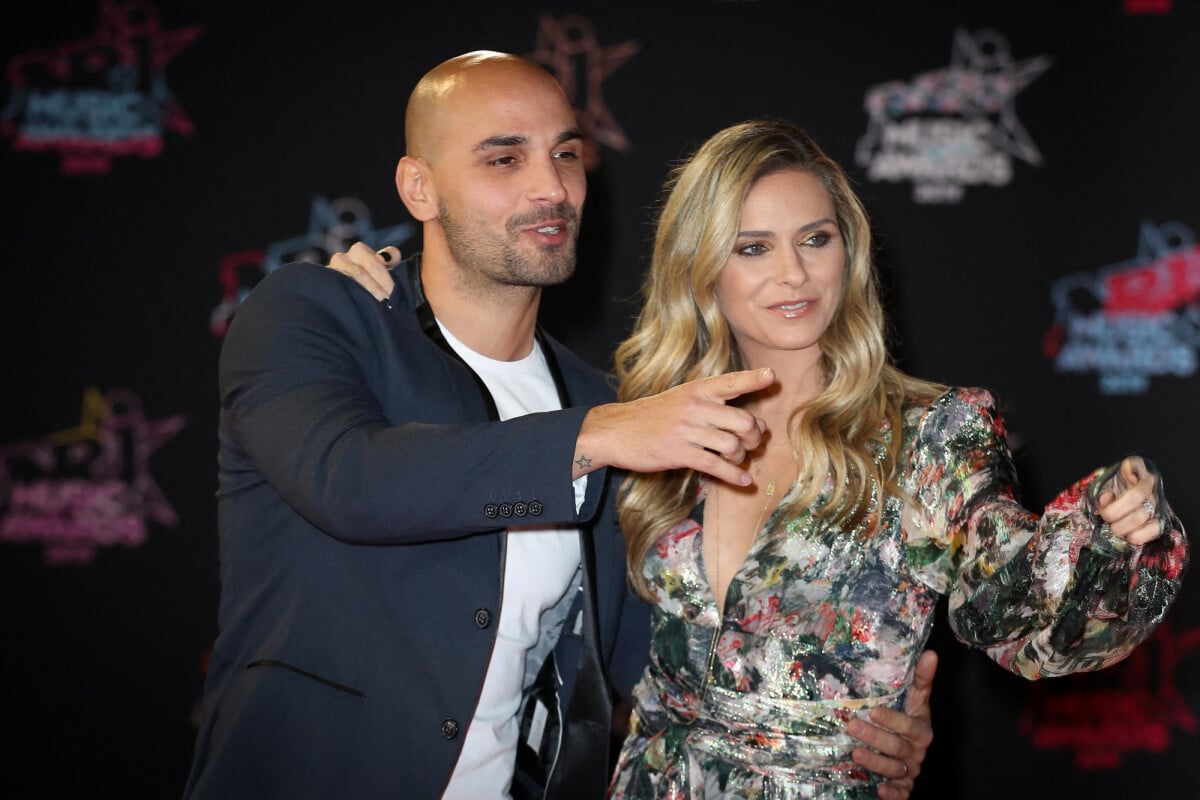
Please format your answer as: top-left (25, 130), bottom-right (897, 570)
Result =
top-left (218, 263), bottom-right (607, 543)
top-left (904, 388), bottom-right (1188, 679)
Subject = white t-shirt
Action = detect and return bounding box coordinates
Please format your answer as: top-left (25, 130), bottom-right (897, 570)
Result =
top-left (439, 323), bottom-right (585, 800)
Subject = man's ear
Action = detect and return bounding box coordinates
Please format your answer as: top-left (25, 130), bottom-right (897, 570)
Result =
top-left (396, 156), bottom-right (438, 222)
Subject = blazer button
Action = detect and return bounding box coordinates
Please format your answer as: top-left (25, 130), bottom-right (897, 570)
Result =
top-left (484, 503), bottom-right (499, 519)
top-left (513, 501), bottom-right (528, 517)
top-left (528, 500), bottom-right (544, 516)
top-left (498, 502), bottom-right (513, 518)
top-left (441, 718), bottom-right (459, 739)
top-left (475, 608), bottom-right (491, 628)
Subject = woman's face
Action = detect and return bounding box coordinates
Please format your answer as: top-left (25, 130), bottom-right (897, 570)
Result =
top-left (714, 168), bottom-right (845, 371)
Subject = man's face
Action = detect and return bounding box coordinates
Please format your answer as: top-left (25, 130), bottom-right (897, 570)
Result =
top-left (427, 67), bottom-right (586, 290)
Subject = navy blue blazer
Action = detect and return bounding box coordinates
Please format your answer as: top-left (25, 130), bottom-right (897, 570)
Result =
top-left (184, 257), bottom-right (650, 799)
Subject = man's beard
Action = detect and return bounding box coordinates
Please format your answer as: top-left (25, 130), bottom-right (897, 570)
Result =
top-left (438, 200), bottom-right (579, 288)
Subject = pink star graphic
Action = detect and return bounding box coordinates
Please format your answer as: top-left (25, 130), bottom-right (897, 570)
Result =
top-left (1, 388), bottom-right (185, 563)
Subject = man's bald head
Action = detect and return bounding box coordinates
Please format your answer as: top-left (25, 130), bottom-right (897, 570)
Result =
top-left (405, 51), bottom-right (566, 163)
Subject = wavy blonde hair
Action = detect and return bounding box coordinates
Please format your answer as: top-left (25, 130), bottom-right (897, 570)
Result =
top-left (615, 120), bottom-right (944, 602)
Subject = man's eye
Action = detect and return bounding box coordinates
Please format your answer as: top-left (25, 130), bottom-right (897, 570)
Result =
top-left (490, 155), bottom-right (517, 166)
top-left (554, 149), bottom-right (580, 160)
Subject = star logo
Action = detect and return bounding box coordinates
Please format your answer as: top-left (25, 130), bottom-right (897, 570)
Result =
top-left (0, 387), bottom-right (185, 564)
top-left (855, 28), bottom-right (1050, 203)
top-left (1043, 220), bottom-right (1200, 394)
top-left (1, 0), bottom-right (201, 174)
top-left (944, 28), bottom-right (1051, 165)
top-left (528, 15), bottom-right (639, 170)
top-left (210, 195), bottom-right (416, 336)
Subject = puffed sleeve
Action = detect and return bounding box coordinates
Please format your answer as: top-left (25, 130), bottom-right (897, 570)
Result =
top-left (902, 388), bottom-right (1188, 679)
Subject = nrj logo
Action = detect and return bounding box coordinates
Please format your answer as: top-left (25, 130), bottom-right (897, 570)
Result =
top-left (854, 29), bottom-right (1050, 204)
top-left (0, 0), bottom-right (200, 175)
top-left (1044, 221), bottom-right (1200, 395)
top-left (0, 387), bottom-right (185, 565)
top-left (528, 14), bottom-right (639, 171)
top-left (210, 196), bottom-right (416, 337)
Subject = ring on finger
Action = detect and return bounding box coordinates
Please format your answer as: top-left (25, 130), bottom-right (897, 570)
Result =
top-left (901, 761), bottom-right (909, 777)
top-left (1143, 498), bottom-right (1155, 516)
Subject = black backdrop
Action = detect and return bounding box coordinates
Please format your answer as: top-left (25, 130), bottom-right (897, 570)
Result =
top-left (3, 1), bottom-right (1198, 797)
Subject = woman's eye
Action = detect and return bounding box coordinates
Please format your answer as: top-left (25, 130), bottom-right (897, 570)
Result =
top-left (803, 231), bottom-right (833, 248)
top-left (737, 242), bottom-right (769, 257)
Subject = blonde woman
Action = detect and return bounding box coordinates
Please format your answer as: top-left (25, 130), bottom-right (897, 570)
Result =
top-left (608, 119), bottom-right (1188, 799)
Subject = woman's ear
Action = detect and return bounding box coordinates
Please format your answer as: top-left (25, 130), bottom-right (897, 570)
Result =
top-left (396, 156), bottom-right (438, 222)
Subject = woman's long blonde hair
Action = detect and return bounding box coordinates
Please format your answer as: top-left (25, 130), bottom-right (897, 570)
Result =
top-left (615, 119), bottom-right (944, 602)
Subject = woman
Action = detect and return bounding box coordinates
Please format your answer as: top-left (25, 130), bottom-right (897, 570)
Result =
top-left (607, 119), bottom-right (1187, 799)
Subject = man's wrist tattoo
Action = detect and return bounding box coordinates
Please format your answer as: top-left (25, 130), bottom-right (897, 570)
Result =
top-left (575, 453), bottom-right (593, 470)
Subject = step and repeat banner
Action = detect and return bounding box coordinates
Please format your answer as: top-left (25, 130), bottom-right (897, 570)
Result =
top-left (3, 1), bottom-right (1197, 797)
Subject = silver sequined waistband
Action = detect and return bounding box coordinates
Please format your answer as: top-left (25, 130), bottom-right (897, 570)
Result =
top-left (638, 672), bottom-right (904, 777)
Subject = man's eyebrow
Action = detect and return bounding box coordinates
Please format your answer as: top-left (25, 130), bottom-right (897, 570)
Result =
top-left (474, 129), bottom-right (583, 152)
top-left (556, 128), bottom-right (583, 145)
top-left (475, 134), bottom-right (527, 151)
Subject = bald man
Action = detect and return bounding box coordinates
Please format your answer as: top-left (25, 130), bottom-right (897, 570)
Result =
top-left (184, 52), bottom-right (933, 800)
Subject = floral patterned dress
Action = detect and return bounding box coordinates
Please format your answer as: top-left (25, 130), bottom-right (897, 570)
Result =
top-left (609, 388), bottom-right (1188, 800)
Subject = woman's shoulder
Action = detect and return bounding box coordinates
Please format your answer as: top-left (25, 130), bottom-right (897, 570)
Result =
top-left (899, 384), bottom-right (1006, 441)
top-left (904, 385), bottom-right (997, 412)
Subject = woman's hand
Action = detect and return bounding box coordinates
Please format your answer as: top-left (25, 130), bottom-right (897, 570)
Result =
top-left (1097, 456), bottom-right (1163, 546)
top-left (327, 242), bottom-right (399, 301)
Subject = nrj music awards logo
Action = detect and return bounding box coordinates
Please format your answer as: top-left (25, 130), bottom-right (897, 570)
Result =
top-left (0, 0), bottom-right (200, 175)
top-left (0, 388), bottom-right (185, 565)
top-left (855, 29), bottom-right (1050, 204)
top-left (528, 14), bottom-right (639, 171)
top-left (210, 196), bottom-right (416, 336)
top-left (1044, 220), bottom-right (1200, 394)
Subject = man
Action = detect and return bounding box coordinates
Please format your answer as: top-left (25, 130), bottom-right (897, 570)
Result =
top-left (185, 51), bottom-right (933, 800)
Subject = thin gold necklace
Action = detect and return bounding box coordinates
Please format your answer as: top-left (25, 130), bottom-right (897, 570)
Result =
top-left (710, 460), bottom-right (779, 610)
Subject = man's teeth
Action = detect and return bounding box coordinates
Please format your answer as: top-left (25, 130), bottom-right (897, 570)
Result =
top-left (537, 225), bottom-right (561, 234)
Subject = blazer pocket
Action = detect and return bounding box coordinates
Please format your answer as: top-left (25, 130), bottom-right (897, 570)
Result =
top-left (245, 658), bottom-right (365, 700)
